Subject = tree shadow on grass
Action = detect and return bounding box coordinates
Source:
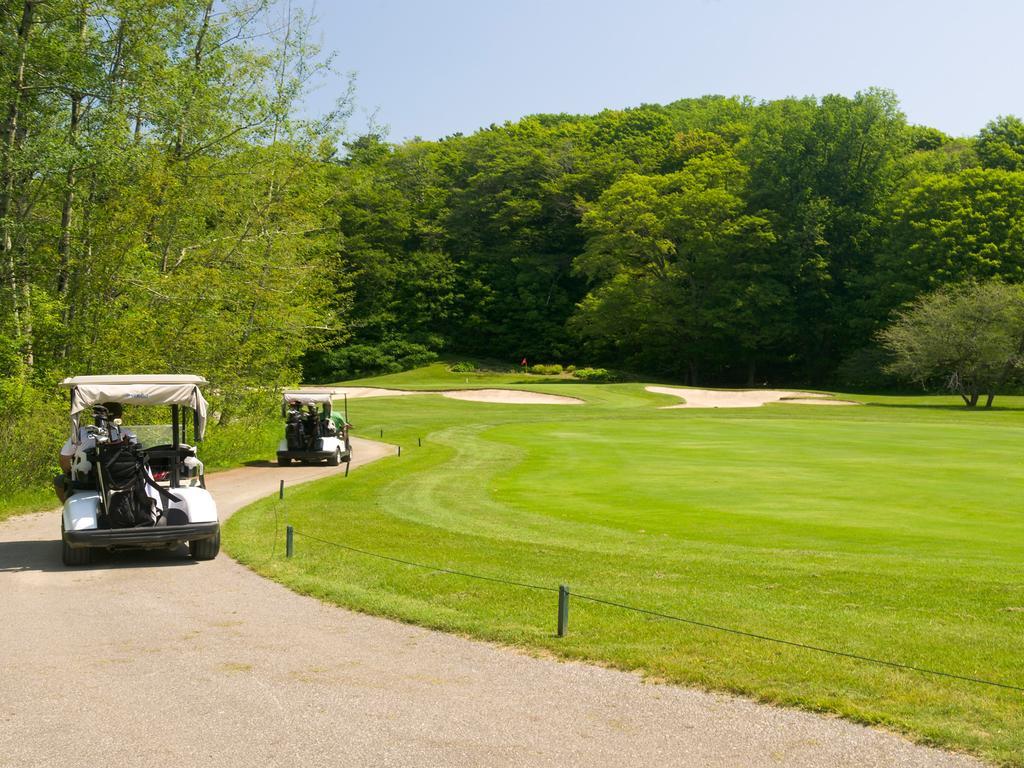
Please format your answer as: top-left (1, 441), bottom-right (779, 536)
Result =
top-left (0, 539), bottom-right (196, 573)
top-left (860, 401), bottom-right (1024, 412)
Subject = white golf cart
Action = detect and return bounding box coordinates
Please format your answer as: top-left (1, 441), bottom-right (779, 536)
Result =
top-left (59, 374), bottom-right (220, 566)
top-left (277, 391), bottom-right (351, 466)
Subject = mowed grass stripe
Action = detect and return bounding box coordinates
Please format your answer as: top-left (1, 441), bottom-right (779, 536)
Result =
top-left (492, 416), bottom-right (1024, 555)
top-left (225, 365), bottom-right (1024, 765)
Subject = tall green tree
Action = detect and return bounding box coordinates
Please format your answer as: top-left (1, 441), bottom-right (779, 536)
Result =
top-left (744, 89), bottom-right (909, 374)
top-left (306, 135), bottom-right (458, 379)
top-left (872, 168), bottom-right (1024, 318)
top-left (977, 115), bottom-right (1024, 170)
top-left (574, 150), bottom-right (780, 382)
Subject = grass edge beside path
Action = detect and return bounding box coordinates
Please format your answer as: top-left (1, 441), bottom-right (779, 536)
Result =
top-left (0, 487), bottom-right (60, 522)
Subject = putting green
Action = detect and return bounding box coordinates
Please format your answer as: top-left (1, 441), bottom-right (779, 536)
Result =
top-left (225, 365), bottom-right (1024, 765)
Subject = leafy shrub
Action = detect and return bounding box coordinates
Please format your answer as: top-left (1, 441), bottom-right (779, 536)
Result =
top-left (0, 380), bottom-right (65, 501)
top-left (449, 361), bottom-right (477, 373)
top-left (573, 367), bottom-right (616, 382)
top-left (565, 365), bottom-right (576, 373)
top-left (528, 363), bottom-right (563, 375)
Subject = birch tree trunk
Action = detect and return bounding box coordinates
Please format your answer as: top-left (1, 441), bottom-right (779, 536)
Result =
top-left (57, 3), bottom-right (92, 299)
top-left (1, 0), bottom-right (37, 373)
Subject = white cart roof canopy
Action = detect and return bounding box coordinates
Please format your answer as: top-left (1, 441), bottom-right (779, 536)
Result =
top-left (62, 375), bottom-right (209, 439)
top-left (282, 390), bottom-right (335, 412)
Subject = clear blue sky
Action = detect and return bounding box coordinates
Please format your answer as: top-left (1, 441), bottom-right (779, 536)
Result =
top-left (299, 0), bottom-right (1023, 142)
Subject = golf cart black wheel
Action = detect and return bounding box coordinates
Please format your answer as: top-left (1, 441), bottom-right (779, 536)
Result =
top-left (328, 448), bottom-right (342, 466)
top-left (189, 531), bottom-right (220, 561)
top-left (277, 455), bottom-right (291, 465)
top-left (62, 539), bottom-right (92, 566)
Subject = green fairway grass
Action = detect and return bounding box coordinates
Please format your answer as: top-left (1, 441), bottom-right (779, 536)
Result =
top-left (225, 364), bottom-right (1024, 765)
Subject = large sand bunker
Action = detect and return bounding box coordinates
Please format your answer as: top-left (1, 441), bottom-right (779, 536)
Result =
top-left (321, 386), bottom-right (584, 405)
top-left (646, 386), bottom-right (860, 409)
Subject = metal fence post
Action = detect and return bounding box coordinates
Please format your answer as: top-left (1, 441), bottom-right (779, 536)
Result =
top-left (279, 479), bottom-right (284, 499)
top-left (286, 525), bottom-right (294, 558)
top-left (557, 584), bottom-right (570, 637)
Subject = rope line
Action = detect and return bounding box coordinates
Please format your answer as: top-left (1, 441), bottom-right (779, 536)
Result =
top-left (288, 528), bottom-right (1023, 693)
top-left (291, 530), bottom-right (557, 593)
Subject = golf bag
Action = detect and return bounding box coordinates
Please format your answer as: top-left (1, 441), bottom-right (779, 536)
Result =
top-left (285, 405), bottom-right (322, 451)
top-left (97, 441), bottom-right (164, 528)
top-left (285, 407), bottom-right (308, 451)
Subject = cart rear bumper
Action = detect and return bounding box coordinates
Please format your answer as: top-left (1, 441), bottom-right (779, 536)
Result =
top-left (63, 522), bottom-right (220, 548)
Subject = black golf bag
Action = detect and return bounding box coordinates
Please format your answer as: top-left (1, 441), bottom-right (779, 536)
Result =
top-left (285, 407), bottom-right (308, 451)
top-left (97, 440), bottom-right (161, 528)
top-left (285, 405), bottom-right (322, 452)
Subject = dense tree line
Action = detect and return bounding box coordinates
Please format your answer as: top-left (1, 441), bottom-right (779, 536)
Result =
top-left (0, 0), bottom-right (346, 497)
top-left (312, 93), bottom-right (1024, 386)
top-left (0, 0), bottom-right (349, 393)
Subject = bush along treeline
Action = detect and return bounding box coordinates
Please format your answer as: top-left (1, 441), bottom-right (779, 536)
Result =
top-left (311, 92), bottom-right (1024, 387)
top-left (0, 0), bottom-right (349, 503)
top-left (447, 360), bottom-right (619, 382)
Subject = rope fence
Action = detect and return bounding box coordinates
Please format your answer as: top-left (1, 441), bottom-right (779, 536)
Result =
top-left (282, 523), bottom-right (1024, 694)
top-left (292, 529), bottom-right (557, 594)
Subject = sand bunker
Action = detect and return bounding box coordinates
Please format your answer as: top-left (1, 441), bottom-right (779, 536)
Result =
top-left (322, 386), bottom-right (419, 399)
top-left (321, 386), bottom-right (583, 405)
top-left (646, 386), bottom-right (860, 409)
top-left (441, 388), bottom-right (583, 405)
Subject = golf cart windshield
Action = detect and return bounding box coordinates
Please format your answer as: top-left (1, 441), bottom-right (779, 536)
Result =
top-left (131, 424), bottom-right (175, 447)
top-left (61, 374), bottom-right (209, 443)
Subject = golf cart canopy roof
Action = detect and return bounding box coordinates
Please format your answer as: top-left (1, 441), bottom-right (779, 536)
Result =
top-left (62, 374), bottom-right (209, 440)
top-left (282, 391), bottom-right (334, 415)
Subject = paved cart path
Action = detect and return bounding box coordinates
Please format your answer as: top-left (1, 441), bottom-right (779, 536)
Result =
top-left (0, 437), bottom-right (982, 768)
